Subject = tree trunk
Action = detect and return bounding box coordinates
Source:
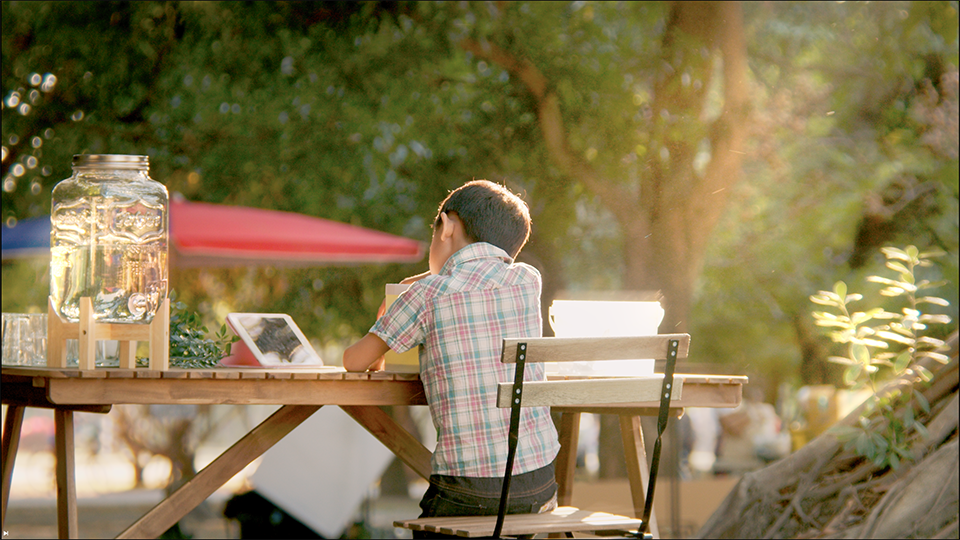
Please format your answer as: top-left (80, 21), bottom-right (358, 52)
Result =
top-left (697, 333), bottom-right (959, 539)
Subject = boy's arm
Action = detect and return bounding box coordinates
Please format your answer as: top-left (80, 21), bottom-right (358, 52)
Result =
top-left (342, 333), bottom-right (391, 372)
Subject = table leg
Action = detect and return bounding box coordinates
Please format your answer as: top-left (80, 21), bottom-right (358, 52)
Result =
top-left (340, 405), bottom-right (432, 480)
top-left (54, 409), bottom-right (78, 539)
top-left (620, 414), bottom-right (659, 538)
top-left (2, 404), bottom-right (26, 532)
top-left (117, 404), bottom-right (321, 539)
top-left (554, 411), bottom-right (580, 507)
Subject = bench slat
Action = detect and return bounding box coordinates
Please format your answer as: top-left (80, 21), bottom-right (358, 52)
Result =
top-left (395, 506), bottom-right (643, 538)
top-left (501, 334), bottom-right (690, 364)
top-left (496, 376), bottom-right (682, 408)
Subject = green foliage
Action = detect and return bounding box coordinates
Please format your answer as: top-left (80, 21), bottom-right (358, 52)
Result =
top-left (167, 290), bottom-right (237, 369)
top-left (812, 246), bottom-right (952, 469)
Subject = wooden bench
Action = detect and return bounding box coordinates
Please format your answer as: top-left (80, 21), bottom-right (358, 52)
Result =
top-left (395, 333), bottom-right (690, 538)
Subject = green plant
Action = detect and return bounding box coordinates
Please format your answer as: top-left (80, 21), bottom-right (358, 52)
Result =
top-left (167, 290), bottom-right (237, 369)
top-left (810, 246), bottom-right (952, 469)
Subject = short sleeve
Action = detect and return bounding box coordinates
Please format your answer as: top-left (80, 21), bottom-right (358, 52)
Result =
top-left (370, 281), bottom-right (429, 354)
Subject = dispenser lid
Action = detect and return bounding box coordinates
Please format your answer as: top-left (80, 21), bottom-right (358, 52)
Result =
top-left (72, 154), bottom-right (149, 170)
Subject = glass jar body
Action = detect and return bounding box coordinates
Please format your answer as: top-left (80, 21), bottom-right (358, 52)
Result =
top-left (50, 155), bottom-right (168, 324)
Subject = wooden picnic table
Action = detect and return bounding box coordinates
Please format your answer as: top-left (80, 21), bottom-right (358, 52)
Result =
top-left (1, 366), bottom-right (746, 539)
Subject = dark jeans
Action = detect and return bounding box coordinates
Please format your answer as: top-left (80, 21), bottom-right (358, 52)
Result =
top-left (414, 462), bottom-right (558, 539)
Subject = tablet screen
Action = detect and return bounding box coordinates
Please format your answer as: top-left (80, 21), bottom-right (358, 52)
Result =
top-left (226, 313), bottom-right (323, 366)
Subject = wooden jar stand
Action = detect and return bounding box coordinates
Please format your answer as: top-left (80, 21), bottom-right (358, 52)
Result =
top-left (46, 296), bottom-right (170, 370)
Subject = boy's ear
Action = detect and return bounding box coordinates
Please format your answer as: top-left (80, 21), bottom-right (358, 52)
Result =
top-left (438, 212), bottom-right (456, 241)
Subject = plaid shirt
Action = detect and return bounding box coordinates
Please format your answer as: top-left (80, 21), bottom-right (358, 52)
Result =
top-left (371, 242), bottom-right (560, 477)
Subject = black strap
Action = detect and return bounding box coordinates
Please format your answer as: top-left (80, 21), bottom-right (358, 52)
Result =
top-left (638, 338), bottom-right (680, 536)
top-left (494, 341), bottom-right (527, 539)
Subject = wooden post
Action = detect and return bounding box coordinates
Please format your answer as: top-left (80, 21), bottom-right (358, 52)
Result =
top-left (54, 409), bottom-right (78, 539)
top-left (621, 414), bottom-right (659, 538)
top-left (2, 404), bottom-right (26, 531)
top-left (554, 411), bottom-right (581, 507)
top-left (149, 298), bottom-right (170, 371)
top-left (78, 298), bottom-right (96, 371)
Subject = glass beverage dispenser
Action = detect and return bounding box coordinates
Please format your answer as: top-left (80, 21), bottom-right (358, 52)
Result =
top-left (50, 154), bottom-right (168, 324)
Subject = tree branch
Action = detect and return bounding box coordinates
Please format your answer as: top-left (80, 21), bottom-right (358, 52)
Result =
top-left (458, 38), bottom-right (635, 223)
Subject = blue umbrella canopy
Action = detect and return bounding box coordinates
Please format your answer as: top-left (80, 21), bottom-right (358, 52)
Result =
top-left (1, 216), bottom-right (52, 260)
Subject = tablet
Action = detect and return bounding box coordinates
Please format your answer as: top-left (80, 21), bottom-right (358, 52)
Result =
top-left (225, 313), bottom-right (325, 367)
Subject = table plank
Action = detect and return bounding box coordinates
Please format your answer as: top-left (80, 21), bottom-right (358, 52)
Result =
top-left (45, 378), bottom-right (429, 406)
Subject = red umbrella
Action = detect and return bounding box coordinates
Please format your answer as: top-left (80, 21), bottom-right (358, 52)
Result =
top-left (170, 198), bottom-right (425, 267)
top-left (1, 199), bottom-right (425, 267)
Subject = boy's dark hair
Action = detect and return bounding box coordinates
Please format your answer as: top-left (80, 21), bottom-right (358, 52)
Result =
top-left (435, 180), bottom-right (531, 258)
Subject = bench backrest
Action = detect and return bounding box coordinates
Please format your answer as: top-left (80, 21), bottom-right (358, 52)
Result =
top-left (496, 334), bottom-right (690, 408)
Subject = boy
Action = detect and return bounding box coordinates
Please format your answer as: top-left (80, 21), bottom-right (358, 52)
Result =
top-left (343, 180), bottom-right (560, 532)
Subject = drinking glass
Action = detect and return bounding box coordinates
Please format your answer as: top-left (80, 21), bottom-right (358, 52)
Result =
top-left (2, 313), bottom-right (47, 365)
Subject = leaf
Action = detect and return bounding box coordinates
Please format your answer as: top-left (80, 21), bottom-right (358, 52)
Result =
top-left (885, 261), bottom-right (911, 275)
top-left (917, 351), bottom-right (950, 364)
top-left (833, 281), bottom-right (848, 300)
top-left (815, 319), bottom-right (851, 328)
top-left (859, 338), bottom-right (889, 349)
top-left (916, 336), bottom-right (946, 347)
top-left (812, 290), bottom-right (841, 303)
top-left (871, 432), bottom-right (889, 454)
top-left (916, 279), bottom-right (950, 290)
top-left (829, 425), bottom-right (860, 440)
top-left (810, 295), bottom-right (837, 306)
top-left (916, 296), bottom-right (950, 306)
top-left (876, 330), bottom-right (915, 346)
top-left (844, 363), bottom-right (864, 385)
top-left (866, 307), bottom-right (892, 319)
top-left (892, 350), bottom-right (912, 372)
top-left (919, 314), bottom-right (953, 325)
top-left (880, 246), bottom-right (911, 262)
top-left (852, 343), bottom-right (871, 364)
top-left (856, 431), bottom-right (874, 457)
top-left (916, 365), bottom-right (934, 382)
top-left (913, 389), bottom-right (930, 414)
top-left (867, 275), bottom-right (900, 286)
top-left (918, 249), bottom-right (946, 259)
top-left (905, 245), bottom-right (919, 260)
